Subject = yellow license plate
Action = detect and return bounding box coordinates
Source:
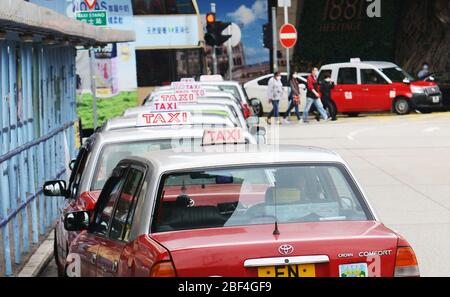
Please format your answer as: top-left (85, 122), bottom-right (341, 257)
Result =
top-left (258, 264), bottom-right (316, 277)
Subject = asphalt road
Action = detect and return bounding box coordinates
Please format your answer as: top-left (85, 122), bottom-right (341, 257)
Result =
top-left (40, 112), bottom-right (450, 277)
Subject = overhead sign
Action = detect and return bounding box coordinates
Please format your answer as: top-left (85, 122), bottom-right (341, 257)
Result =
top-left (280, 23), bottom-right (298, 49)
top-left (203, 128), bottom-right (246, 145)
top-left (155, 93), bottom-right (198, 104)
top-left (76, 10), bottom-right (107, 26)
top-left (134, 15), bottom-right (200, 48)
top-left (137, 112), bottom-right (193, 127)
top-left (84, 0), bottom-right (97, 10)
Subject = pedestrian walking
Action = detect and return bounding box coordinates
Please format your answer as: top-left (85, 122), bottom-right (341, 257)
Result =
top-left (303, 67), bottom-right (329, 123)
top-left (319, 73), bottom-right (337, 121)
top-left (266, 72), bottom-right (284, 125)
top-left (283, 72), bottom-right (302, 123)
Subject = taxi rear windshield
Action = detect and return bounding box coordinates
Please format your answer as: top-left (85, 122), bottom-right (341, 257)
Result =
top-left (153, 164), bottom-right (372, 233)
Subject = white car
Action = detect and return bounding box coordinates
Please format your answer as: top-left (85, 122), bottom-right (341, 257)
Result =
top-left (244, 72), bottom-right (308, 116)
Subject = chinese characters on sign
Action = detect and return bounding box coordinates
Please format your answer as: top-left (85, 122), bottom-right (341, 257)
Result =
top-left (75, 10), bottom-right (107, 26)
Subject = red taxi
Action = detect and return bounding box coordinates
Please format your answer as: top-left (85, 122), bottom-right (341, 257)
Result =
top-left (64, 145), bottom-right (419, 277)
top-left (318, 59), bottom-right (442, 115)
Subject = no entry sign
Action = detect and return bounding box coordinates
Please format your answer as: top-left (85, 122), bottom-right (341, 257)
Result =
top-left (279, 23), bottom-right (297, 49)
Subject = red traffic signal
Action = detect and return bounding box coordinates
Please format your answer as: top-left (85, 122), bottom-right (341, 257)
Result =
top-left (206, 12), bottom-right (216, 24)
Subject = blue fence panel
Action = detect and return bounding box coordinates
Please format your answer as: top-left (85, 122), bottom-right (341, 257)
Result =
top-left (0, 40), bottom-right (77, 276)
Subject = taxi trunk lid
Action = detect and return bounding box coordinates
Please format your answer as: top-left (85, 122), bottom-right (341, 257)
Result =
top-left (151, 221), bottom-right (399, 277)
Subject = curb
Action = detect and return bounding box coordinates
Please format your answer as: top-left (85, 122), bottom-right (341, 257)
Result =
top-left (18, 230), bottom-right (54, 277)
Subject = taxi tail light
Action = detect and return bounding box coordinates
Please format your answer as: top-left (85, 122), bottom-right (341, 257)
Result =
top-left (394, 246), bottom-right (420, 277)
top-left (241, 102), bottom-right (251, 118)
top-left (150, 261), bottom-right (177, 277)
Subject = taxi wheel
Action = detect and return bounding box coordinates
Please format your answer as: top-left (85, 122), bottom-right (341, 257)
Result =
top-left (394, 97), bottom-right (411, 115)
top-left (53, 229), bottom-right (62, 277)
top-left (53, 230), bottom-right (65, 277)
top-left (253, 103), bottom-right (263, 117)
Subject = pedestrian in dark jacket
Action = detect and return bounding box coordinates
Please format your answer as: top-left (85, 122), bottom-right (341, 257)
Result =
top-left (283, 72), bottom-right (302, 123)
top-left (319, 73), bottom-right (337, 121)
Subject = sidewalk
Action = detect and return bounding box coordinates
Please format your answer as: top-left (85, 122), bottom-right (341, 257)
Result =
top-left (17, 231), bottom-right (54, 277)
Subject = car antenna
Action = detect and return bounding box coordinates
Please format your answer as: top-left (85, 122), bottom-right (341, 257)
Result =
top-left (273, 181), bottom-right (280, 235)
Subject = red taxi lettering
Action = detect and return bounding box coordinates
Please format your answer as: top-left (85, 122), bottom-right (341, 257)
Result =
top-left (203, 128), bottom-right (244, 145)
top-left (153, 102), bottom-right (177, 111)
top-left (139, 112), bottom-right (191, 126)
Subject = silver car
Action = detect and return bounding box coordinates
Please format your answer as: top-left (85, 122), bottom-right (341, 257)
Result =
top-left (43, 126), bottom-right (257, 276)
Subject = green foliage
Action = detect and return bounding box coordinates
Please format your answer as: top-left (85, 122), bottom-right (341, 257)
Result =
top-left (76, 92), bottom-right (138, 129)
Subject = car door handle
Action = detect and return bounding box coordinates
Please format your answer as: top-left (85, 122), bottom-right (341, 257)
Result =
top-left (362, 88), bottom-right (369, 91)
top-left (90, 254), bottom-right (97, 265)
top-left (112, 260), bottom-right (118, 273)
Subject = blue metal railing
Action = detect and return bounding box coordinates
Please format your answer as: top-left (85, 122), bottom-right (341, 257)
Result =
top-left (0, 40), bottom-right (77, 276)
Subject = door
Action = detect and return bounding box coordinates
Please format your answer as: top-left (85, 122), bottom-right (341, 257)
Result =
top-left (333, 67), bottom-right (361, 112)
top-left (360, 68), bottom-right (392, 111)
top-left (80, 165), bottom-right (128, 276)
top-left (96, 166), bottom-right (145, 276)
top-left (252, 75), bottom-right (272, 112)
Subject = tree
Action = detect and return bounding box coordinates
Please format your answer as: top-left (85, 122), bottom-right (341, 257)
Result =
top-left (395, 0), bottom-right (450, 75)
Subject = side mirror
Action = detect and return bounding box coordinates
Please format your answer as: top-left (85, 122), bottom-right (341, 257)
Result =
top-left (69, 159), bottom-right (76, 171)
top-left (250, 99), bottom-right (261, 107)
top-left (64, 211), bottom-right (91, 232)
top-left (402, 78), bottom-right (411, 84)
top-left (426, 76), bottom-right (435, 82)
top-left (43, 180), bottom-right (69, 198)
top-left (246, 116), bottom-right (260, 126)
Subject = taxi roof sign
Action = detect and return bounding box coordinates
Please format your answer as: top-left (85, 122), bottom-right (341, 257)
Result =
top-left (154, 92), bottom-right (198, 103)
top-left (137, 111), bottom-right (193, 127)
top-left (199, 75), bottom-right (224, 82)
top-left (202, 128), bottom-right (246, 146)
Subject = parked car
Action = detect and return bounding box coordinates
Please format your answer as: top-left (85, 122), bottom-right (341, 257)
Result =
top-left (64, 145), bottom-right (419, 277)
top-left (43, 124), bottom-right (258, 276)
top-left (244, 73), bottom-right (308, 116)
top-left (318, 59), bottom-right (442, 116)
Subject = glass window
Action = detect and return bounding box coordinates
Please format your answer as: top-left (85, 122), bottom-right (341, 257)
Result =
top-left (318, 70), bottom-right (332, 83)
top-left (92, 175), bottom-right (126, 237)
top-left (153, 164), bottom-right (371, 233)
top-left (379, 67), bottom-right (415, 83)
top-left (337, 68), bottom-right (357, 84)
top-left (109, 168), bottom-right (144, 241)
top-left (257, 77), bottom-right (271, 86)
top-left (91, 139), bottom-right (199, 190)
top-left (136, 49), bottom-right (203, 87)
top-left (69, 147), bottom-right (91, 200)
top-left (132, 0), bottom-right (196, 15)
top-left (360, 69), bottom-right (387, 85)
top-left (218, 85), bottom-right (242, 101)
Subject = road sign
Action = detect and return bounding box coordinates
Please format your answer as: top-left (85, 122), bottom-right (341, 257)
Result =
top-left (279, 23), bottom-right (297, 49)
top-left (84, 0), bottom-right (97, 10)
top-left (76, 10), bottom-right (107, 26)
top-left (224, 23), bottom-right (242, 48)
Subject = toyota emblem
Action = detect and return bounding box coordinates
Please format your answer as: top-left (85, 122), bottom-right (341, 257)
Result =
top-left (278, 244), bottom-right (294, 255)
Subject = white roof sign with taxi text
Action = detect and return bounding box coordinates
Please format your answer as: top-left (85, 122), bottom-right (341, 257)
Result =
top-left (137, 111), bottom-right (193, 127)
top-left (203, 128), bottom-right (246, 145)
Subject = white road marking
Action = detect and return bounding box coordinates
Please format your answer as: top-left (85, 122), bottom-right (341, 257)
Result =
top-left (347, 127), bottom-right (377, 141)
top-left (422, 127), bottom-right (440, 133)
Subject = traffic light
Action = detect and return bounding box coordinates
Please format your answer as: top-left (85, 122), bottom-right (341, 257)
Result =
top-left (263, 23), bottom-right (272, 49)
top-left (204, 12), bottom-right (232, 47)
